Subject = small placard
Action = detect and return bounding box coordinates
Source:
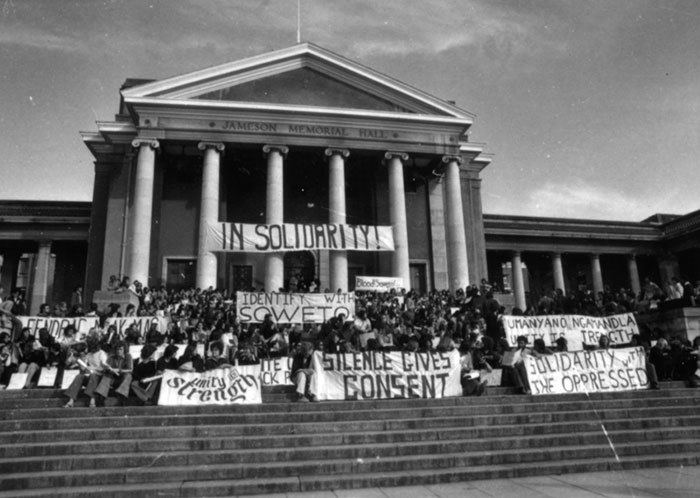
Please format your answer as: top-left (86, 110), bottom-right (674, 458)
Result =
top-left (37, 367), bottom-right (58, 387)
top-left (61, 370), bottom-right (80, 390)
top-left (7, 373), bottom-right (28, 390)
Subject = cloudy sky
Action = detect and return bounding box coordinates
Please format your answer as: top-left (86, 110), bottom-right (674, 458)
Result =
top-left (1, 0), bottom-right (698, 221)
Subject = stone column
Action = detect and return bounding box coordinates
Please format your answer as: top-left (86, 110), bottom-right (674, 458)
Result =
top-left (29, 241), bottom-right (52, 315)
top-left (196, 142), bottom-right (225, 290)
top-left (590, 253), bottom-right (604, 295)
top-left (511, 251), bottom-right (527, 311)
top-left (127, 138), bottom-right (159, 286)
top-left (263, 145), bottom-right (288, 292)
top-left (552, 252), bottom-right (566, 295)
top-left (326, 148), bottom-right (350, 292)
top-left (385, 151), bottom-right (410, 289)
top-left (442, 155), bottom-right (469, 292)
top-left (627, 254), bottom-right (641, 296)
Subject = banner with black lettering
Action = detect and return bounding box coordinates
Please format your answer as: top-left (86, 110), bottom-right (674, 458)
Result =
top-left (158, 365), bottom-right (262, 405)
top-left (503, 313), bottom-right (638, 352)
top-left (105, 316), bottom-right (170, 336)
top-left (524, 347), bottom-right (648, 395)
top-left (207, 222), bottom-right (394, 253)
top-left (19, 316), bottom-right (100, 339)
top-left (312, 350), bottom-right (462, 401)
top-left (237, 292), bottom-right (355, 323)
top-left (260, 357), bottom-right (294, 386)
top-left (355, 276), bottom-right (404, 292)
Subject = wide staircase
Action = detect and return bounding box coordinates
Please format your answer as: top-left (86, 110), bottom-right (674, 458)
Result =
top-left (1, 384), bottom-right (699, 497)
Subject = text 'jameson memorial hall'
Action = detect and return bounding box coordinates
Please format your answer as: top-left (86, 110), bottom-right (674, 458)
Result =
top-left (81, 43), bottom-right (492, 298)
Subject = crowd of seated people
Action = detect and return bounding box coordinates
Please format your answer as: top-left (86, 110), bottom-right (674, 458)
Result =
top-left (0, 274), bottom-right (699, 404)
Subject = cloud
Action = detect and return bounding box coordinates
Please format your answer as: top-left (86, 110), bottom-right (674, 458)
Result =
top-left (524, 180), bottom-right (680, 221)
top-left (0, 25), bottom-right (90, 53)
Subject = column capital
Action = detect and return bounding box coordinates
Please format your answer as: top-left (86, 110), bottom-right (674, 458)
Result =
top-left (197, 141), bottom-right (225, 153)
top-left (441, 154), bottom-right (464, 165)
top-left (590, 253), bottom-right (601, 260)
top-left (324, 148), bottom-right (350, 159)
top-left (384, 151), bottom-right (409, 163)
top-left (511, 250), bottom-right (522, 258)
top-left (263, 144), bottom-right (289, 158)
top-left (131, 138), bottom-right (160, 150)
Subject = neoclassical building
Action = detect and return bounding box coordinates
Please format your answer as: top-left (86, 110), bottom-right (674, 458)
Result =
top-left (70, 43), bottom-right (700, 311)
top-left (81, 43), bottom-right (491, 298)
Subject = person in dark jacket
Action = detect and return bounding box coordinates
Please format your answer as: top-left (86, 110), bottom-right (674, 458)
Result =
top-left (291, 342), bottom-right (317, 402)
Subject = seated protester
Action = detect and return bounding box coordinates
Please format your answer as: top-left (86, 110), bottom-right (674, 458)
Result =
top-left (668, 339), bottom-right (695, 384)
top-left (458, 341), bottom-right (487, 396)
top-left (164, 321), bottom-right (187, 345)
top-left (177, 341), bottom-right (205, 372)
top-left (124, 324), bottom-right (143, 345)
top-left (204, 343), bottom-right (232, 370)
top-left (689, 337), bottom-right (700, 388)
top-left (267, 327), bottom-right (289, 357)
top-left (17, 335), bottom-right (47, 389)
top-left (131, 344), bottom-right (159, 404)
top-left (144, 323), bottom-right (165, 347)
top-left (63, 337), bottom-right (108, 408)
top-left (221, 325), bottom-right (239, 363)
top-left (101, 324), bottom-right (124, 353)
top-left (649, 338), bottom-right (673, 381)
top-left (157, 344), bottom-right (180, 371)
top-left (291, 342), bottom-right (317, 402)
top-left (323, 329), bottom-right (341, 353)
top-left (93, 341), bottom-right (133, 405)
top-left (554, 337), bottom-right (568, 353)
top-left (502, 335), bottom-right (532, 394)
top-left (375, 326), bottom-right (395, 351)
top-left (0, 331), bottom-right (21, 385)
top-left (479, 336), bottom-right (502, 369)
top-left (532, 338), bottom-right (553, 356)
top-left (58, 324), bottom-right (81, 348)
top-left (44, 342), bottom-right (65, 387)
top-left (629, 334), bottom-right (660, 389)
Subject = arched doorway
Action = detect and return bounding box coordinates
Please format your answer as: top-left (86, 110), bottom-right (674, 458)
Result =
top-left (284, 251), bottom-right (316, 291)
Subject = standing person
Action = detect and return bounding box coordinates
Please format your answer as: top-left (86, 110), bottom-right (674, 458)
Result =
top-left (70, 286), bottom-right (83, 308)
top-left (291, 342), bottom-right (317, 402)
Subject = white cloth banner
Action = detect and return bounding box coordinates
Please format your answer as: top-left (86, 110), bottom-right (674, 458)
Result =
top-left (237, 292), bottom-right (355, 323)
top-left (105, 316), bottom-right (170, 335)
top-left (158, 365), bottom-right (262, 405)
top-left (354, 276), bottom-right (404, 292)
top-left (503, 313), bottom-right (639, 352)
top-left (524, 347), bottom-right (648, 395)
top-left (260, 357), bottom-right (294, 386)
top-left (207, 222), bottom-right (395, 253)
top-left (312, 350), bottom-right (462, 401)
top-left (19, 316), bottom-right (100, 339)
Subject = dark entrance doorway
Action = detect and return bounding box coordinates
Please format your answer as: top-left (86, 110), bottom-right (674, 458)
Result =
top-left (284, 251), bottom-right (316, 291)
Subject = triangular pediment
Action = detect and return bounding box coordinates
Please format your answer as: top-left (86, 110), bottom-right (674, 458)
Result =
top-left (192, 67), bottom-right (410, 113)
top-left (121, 44), bottom-right (473, 119)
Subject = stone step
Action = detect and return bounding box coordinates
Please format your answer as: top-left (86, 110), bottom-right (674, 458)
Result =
top-left (3, 401), bottom-right (698, 434)
top-left (3, 408), bottom-right (699, 446)
top-left (0, 439), bottom-right (697, 491)
top-left (0, 381), bottom-right (692, 404)
top-left (2, 454), bottom-right (697, 498)
top-left (1, 426), bottom-right (697, 474)
top-left (2, 415), bottom-right (698, 459)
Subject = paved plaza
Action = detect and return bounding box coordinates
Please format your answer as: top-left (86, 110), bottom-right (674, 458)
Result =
top-left (269, 465), bottom-right (700, 498)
